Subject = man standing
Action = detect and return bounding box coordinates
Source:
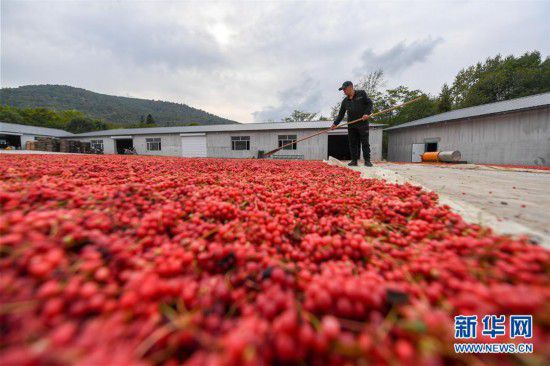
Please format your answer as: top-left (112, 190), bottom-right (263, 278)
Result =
top-left (331, 81), bottom-right (374, 166)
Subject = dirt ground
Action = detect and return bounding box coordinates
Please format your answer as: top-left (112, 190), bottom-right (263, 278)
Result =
top-left (329, 159), bottom-right (550, 247)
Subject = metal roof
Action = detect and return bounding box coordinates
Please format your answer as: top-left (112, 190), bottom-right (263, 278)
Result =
top-left (72, 121), bottom-right (386, 137)
top-left (385, 92), bottom-right (550, 131)
top-left (0, 122), bottom-right (74, 137)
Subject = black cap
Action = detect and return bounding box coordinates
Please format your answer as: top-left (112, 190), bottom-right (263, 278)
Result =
top-left (338, 81), bottom-right (353, 90)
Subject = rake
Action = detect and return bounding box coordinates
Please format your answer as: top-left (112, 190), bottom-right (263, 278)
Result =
top-left (261, 96), bottom-right (423, 158)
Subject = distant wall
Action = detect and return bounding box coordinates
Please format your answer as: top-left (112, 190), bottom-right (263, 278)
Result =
top-left (206, 129), bottom-right (328, 160)
top-left (207, 126), bottom-right (383, 161)
top-left (68, 125), bottom-right (383, 160)
top-left (20, 135), bottom-right (37, 147)
top-left (17, 134), bottom-right (72, 149)
top-left (387, 107), bottom-right (550, 166)
top-left (77, 135), bottom-right (183, 156)
top-left (133, 135), bottom-right (182, 156)
top-left (76, 137), bottom-right (116, 154)
top-left (369, 127), bottom-right (383, 161)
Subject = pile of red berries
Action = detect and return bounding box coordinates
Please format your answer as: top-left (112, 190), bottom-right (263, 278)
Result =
top-left (1, 154), bottom-right (548, 365)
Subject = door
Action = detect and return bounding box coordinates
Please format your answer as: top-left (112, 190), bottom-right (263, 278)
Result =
top-left (411, 143), bottom-right (425, 162)
top-left (115, 139), bottom-right (133, 154)
top-left (181, 133), bottom-right (207, 157)
top-left (327, 134), bottom-right (351, 160)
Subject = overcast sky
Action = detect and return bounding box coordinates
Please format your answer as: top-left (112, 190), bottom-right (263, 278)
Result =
top-left (1, 1), bottom-right (548, 123)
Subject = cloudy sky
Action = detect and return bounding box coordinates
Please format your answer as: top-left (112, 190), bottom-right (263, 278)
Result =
top-left (1, 1), bottom-right (548, 123)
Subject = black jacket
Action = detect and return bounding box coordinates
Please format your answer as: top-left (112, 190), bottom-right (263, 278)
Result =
top-left (333, 90), bottom-right (373, 128)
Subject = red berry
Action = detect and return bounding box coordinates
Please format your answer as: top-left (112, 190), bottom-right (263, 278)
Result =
top-left (0, 154), bottom-right (547, 366)
top-left (321, 315), bottom-right (341, 339)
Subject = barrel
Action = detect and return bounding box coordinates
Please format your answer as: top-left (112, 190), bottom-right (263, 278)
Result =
top-left (421, 152), bottom-right (439, 162)
top-left (438, 150), bottom-right (461, 162)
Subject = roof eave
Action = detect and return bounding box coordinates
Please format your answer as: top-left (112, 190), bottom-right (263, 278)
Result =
top-left (70, 123), bottom-right (387, 137)
top-left (384, 104), bottom-right (549, 132)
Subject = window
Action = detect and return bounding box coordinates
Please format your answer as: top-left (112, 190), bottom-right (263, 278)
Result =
top-left (278, 135), bottom-right (297, 150)
top-left (425, 142), bottom-right (438, 152)
top-left (231, 136), bottom-right (250, 150)
top-left (90, 139), bottom-right (104, 153)
top-left (146, 138), bottom-right (161, 151)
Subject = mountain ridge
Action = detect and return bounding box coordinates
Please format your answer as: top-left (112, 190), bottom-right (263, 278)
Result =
top-left (0, 84), bottom-right (239, 126)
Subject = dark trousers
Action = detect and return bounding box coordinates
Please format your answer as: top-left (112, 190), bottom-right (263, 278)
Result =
top-left (348, 126), bottom-right (370, 162)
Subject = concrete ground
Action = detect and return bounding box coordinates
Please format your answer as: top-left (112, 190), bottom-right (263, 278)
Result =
top-left (328, 158), bottom-right (550, 248)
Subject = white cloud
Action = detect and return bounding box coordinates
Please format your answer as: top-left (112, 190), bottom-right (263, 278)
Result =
top-left (356, 38), bottom-right (444, 76)
top-left (252, 76), bottom-right (324, 122)
top-left (1, 0), bottom-right (548, 122)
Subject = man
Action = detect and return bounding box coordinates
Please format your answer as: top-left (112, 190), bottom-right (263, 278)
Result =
top-left (331, 81), bottom-right (374, 166)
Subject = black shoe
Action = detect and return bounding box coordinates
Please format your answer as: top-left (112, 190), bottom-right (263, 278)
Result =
top-left (348, 160), bottom-right (358, 166)
top-left (364, 161), bottom-right (373, 167)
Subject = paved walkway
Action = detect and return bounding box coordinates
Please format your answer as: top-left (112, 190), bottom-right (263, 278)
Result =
top-left (328, 158), bottom-right (550, 248)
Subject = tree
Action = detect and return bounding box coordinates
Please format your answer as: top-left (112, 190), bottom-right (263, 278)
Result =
top-left (356, 69), bottom-right (387, 110)
top-left (146, 114), bottom-right (155, 124)
top-left (66, 118), bottom-right (95, 133)
top-left (19, 107), bottom-right (65, 129)
top-left (450, 51), bottom-right (550, 108)
top-left (356, 69), bottom-right (386, 101)
top-left (376, 87), bottom-right (436, 126)
top-left (66, 117), bottom-right (108, 133)
top-left (283, 110), bottom-right (318, 122)
top-left (330, 70), bottom-right (388, 120)
top-left (437, 83), bottom-right (453, 112)
top-left (0, 105), bottom-right (115, 132)
top-left (374, 88), bottom-right (437, 159)
top-left (0, 106), bottom-right (24, 124)
top-left (58, 109), bottom-right (86, 124)
top-left (330, 104), bottom-right (340, 120)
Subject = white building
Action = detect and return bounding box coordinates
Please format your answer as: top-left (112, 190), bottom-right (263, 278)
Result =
top-left (0, 122), bottom-right (72, 149)
top-left (1, 121), bottom-right (385, 161)
top-left (385, 93), bottom-right (550, 166)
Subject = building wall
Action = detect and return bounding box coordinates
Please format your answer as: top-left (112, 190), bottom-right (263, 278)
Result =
top-left (20, 134), bottom-right (78, 149)
top-left (133, 135), bottom-right (182, 156)
top-left (76, 137), bottom-right (116, 154)
top-left (77, 135), bottom-right (183, 156)
top-left (14, 134), bottom-right (62, 148)
top-left (206, 129), bottom-right (328, 160)
top-left (70, 126), bottom-right (383, 160)
top-left (206, 126), bottom-right (383, 161)
top-left (20, 135), bottom-right (37, 148)
top-left (369, 127), bottom-right (383, 161)
top-left (387, 107), bottom-right (550, 166)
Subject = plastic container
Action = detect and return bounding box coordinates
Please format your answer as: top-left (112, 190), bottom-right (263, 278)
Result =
top-left (421, 152), bottom-right (439, 162)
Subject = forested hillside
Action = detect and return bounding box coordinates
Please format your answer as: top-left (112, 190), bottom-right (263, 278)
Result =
top-left (0, 85), bottom-right (238, 126)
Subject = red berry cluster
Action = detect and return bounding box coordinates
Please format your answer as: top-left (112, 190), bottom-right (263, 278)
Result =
top-left (0, 154), bottom-right (548, 365)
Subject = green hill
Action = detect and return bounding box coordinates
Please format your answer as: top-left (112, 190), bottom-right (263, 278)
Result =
top-left (0, 85), bottom-right (239, 126)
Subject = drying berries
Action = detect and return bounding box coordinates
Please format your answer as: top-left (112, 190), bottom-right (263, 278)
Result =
top-left (0, 154), bottom-right (548, 365)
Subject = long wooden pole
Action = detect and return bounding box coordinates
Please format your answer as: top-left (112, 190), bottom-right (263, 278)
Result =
top-left (262, 96), bottom-right (423, 157)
